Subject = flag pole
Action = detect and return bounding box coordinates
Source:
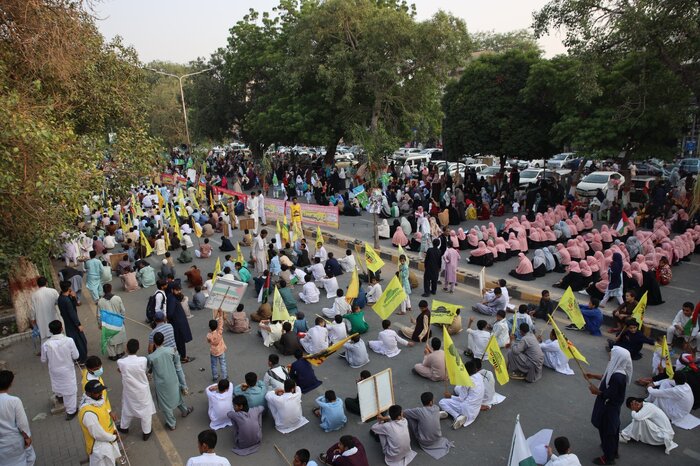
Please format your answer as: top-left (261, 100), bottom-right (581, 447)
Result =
top-left (273, 444), bottom-right (291, 466)
top-left (547, 315), bottom-right (595, 389)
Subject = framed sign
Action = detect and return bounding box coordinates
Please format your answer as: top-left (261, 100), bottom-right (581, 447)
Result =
top-left (358, 368), bottom-right (394, 422)
top-left (205, 278), bottom-right (248, 312)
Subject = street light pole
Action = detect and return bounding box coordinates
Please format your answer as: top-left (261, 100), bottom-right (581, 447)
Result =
top-left (144, 67), bottom-right (216, 149)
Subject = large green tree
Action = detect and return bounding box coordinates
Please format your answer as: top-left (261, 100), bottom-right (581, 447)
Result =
top-left (442, 50), bottom-right (557, 164)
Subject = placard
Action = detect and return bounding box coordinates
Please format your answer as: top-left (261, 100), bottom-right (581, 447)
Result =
top-left (204, 278), bottom-right (248, 312)
top-left (358, 368), bottom-right (394, 422)
top-left (478, 267), bottom-right (486, 296)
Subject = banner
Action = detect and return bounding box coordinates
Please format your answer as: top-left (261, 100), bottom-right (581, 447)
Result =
top-left (352, 185), bottom-right (369, 209)
top-left (430, 300), bottom-right (461, 325)
top-left (159, 173), bottom-right (248, 203)
top-left (212, 186), bottom-right (248, 204)
top-left (205, 278), bottom-right (248, 312)
top-left (287, 203), bottom-right (339, 229)
top-left (264, 198), bottom-right (287, 222)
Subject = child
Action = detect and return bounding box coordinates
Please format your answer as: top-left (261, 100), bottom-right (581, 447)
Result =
top-left (191, 286), bottom-right (207, 310)
top-left (575, 297), bottom-right (603, 336)
top-left (314, 242), bottom-right (328, 263)
top-left (327, 314), bottom-right (348, 345)
top-left (203, 273), bottom-right (214, 297)
top-left (313, 390), bottom-right (347, 432)
top-left (207, 309), bottom-right (228, 381)
top-left (511, 305), bottom-right (535, 340)
top-left (366, 276), bottom-right (383, 304)
top-left (293, 311), bottom-right (309, 335)
top-left (225, 304), bottom-right (250, 334)
top-left (241, 229), bottom-right (252, 247)
top-left (298, 274), bottom-right (320, 304)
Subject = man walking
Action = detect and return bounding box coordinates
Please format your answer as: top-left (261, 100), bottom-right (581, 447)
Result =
top-left (41, 320), bottom-right (79, 420)
top-left (116, 339), bottom-right (156, 441)
top-left (78, 379), bottom-right (121, 466)
top-left (147, 332), bottom-right (193, 430)
top-left (30, 276), bottom-right (60, 341)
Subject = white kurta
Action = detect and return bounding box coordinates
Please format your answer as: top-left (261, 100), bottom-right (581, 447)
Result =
top-left (41, 335), bottom-right (78, 395)
top-left (300, 326), bottom-right (329, 354)
top-left (344, 339), bottom-right (370, 368)
top-left (544, 453), bottom-right (582, 465)
top-left (338, 255), bottom-right (356, 273)
top-left (116, 355), bottom-right (156, 420)
top-left (369, 329), bottom-right (409, 358)
top-left (265, 389), bottom-right (309, 434)
top-left (252, 235), bottom-right (266, 274)
top-left (31, 286), bottom-right (60, 340)
top-left (309, 263), bottom-right (325, 281)
top-left (322, 296), bottom-right (350, 318)
top-left (621, 402), bottom-right (678, 454)
top-left (438, 373), bottom-right (484, 427)
top-left (327, 322), bottom-right (348, 345)
top-left (0, 393), bottom-right (36, 466)
top-left (540, 340), bottom-right (574, 375)
top-left (647, 383), bottom-right (694, 422)
top-left (206, 385), bottom-right (233, 430)
top-left (320, 277), bottom-right (339, 298)
top-left (299, 282), bottom-right (320, 303)
top-left (366, 284), bottom-right (383, 303)
top-left (466, 329), bottom-right (490, 359)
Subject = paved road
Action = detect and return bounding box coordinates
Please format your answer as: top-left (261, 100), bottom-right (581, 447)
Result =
top-left (2, 228), bottom-right (699, 465)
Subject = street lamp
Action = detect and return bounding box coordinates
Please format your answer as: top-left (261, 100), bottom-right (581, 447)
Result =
top-left (144, 66), bottom-right (216, 149)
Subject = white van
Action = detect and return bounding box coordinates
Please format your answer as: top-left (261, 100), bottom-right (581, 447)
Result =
top-left (393, 153), bottom-right (431, 173)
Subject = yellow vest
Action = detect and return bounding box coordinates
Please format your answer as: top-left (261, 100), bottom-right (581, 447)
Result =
top-left (81, 369), bottom-right (112, 413)
top-left (78, 402), bottom-right (114, 455)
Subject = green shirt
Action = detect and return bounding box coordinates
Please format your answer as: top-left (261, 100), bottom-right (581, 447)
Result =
top-left (344, 311), bottom-right (369, 334)
top-left (238, 266), bottom-right (251, 283)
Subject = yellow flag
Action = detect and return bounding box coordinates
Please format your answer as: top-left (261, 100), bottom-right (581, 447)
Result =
top-left (485, 335), bottom-right (509, 385)
top-left (139, 231), bottom-right (153, 257)
top-left (557, 286), bottom-right (585, 329)
top-left (305, 333), bottom-right (359, 366)
top-left (164, 229), bottom-right (171, 250)
top-left (191, 219), bottom-right (202, 238)
top-left (661, 336), bottom-right (674, 379)
top-left (632, 291), bottom-right (648, 328)
top-left (107, 205), bottom-right (114, 217)
top-left (191, 191), bottom-right (200, 210)
top-left (364, 242), bottom-right (385, 273)
top-left (345, 268), bottom-right (359, 302)
top-left (209, 191), bottom-right (215, 210)
top-left (282, 216), bottom-right (290, 243)
top-left (156, 190), bottom-right (165, 209)
top-left (129, 214), bottom-right (136, 228)
top-left (548, 315), bottom-right (588, 364)
top-left (316, 225), bottom-right (323, 245)
top-left (212, 257), bottom-right (221, 285)
top-left (170, 212), bottom-right (182, 241)
top-left (119, 214), bottom-right (127, 232)
top-left (443, 326), bottom-right (473, 387)
top-left (236, 242), bottom-right (245, 264)
top-left (197, 183), bottom-right (205, 202)
top-left (272, 286), bottom-right (290, 322)
top-left (276, 220), bottom-right (282, 237)
top-left (511, 312), bottom-right (518, 335)
top-left (430, 300), bottom-right (460, 325)
top-left (372, 275), bottom-right (406, 320)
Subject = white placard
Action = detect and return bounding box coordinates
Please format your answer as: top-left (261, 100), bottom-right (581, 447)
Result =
top-left (358, 368), bottom-right (394, 422)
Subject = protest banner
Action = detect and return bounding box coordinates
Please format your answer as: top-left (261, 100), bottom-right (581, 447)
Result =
top-left (205, 278), bottom-right (248, 312)
top-left (287, 203), bottom-right (339, 229)
top-left (430, 300), bottom-right (461, 325)
top-left (264, 198), bottom-right (287, 222)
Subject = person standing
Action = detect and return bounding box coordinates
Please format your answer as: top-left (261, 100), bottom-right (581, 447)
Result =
top-left (84, 251), bottom-right (103, 303)
top-left (0, 370), bottom-right (36, 466)
top-left (585, 346), bottom-right (633, 465)
top-left (421, 239), bottom-right (441, 297)
top-left (116, 339), bottom-right (155, 441)
top-left (97, 284), bottom-right (127, 361)
top-left (397, 255), bottom-right (411, 315)
top-left (57, 280), bottom-right (87, 364)
top-left (257, 190), bottom-right (267, 226)
top-left (252, 229), bottom-right (268, 275)
top-left (30, 276), bottom-right (60, 341)
top-left (147, 332), bottom-right (193, 431)
top-left (41, 320), bottom-right (79, 420)
top-left (207, 309), bottom-right (228, 381)
top-left (185, 430), bottom-right (231, 466)
top-left (166, 284), bottom-right (194, 363)
top-left (78, 379), bottom-right (121, 466)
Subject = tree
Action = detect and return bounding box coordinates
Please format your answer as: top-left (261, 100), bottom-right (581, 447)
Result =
top-left (442, 50), bottom-right (557, 165)
top-left (472, 29), bottom-right (542, 54)
top-left (144, 61), bottom-right (191, 147)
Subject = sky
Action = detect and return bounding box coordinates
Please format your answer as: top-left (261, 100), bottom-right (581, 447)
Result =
top-left (94, 0), bottom-right (567, 64)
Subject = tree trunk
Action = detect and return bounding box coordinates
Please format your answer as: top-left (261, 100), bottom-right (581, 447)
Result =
top-left (324, 137), bottom-right (341, 166)
top-left (8, 257), bottom-right (41, 332)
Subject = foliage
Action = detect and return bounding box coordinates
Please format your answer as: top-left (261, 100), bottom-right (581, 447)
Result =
top-left (472, 29), bottom-right (542, 54)
top-left (0, 0), bottom-right (161, 268)
top-left (442, 50), bottom-right (557, 162)
top-left (143, 61), bottom-right (191, 147)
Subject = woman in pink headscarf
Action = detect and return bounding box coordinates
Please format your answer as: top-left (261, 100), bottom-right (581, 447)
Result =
top-left (566, 219), bottom-right (578, 237)
top-left (630, 263), bottom-right (643, 287)
top-left (586, 256), bottom-right (600, 281)
top-left (449, 230), bottom-right (460, 248)
top-left (442, 244), bottom-right (461, 293)
top-left (508, 233), bottom-right (521, 257)
top-left (590, 233), bottom-right (603, 252)
top-left (457, 228), bottom-right (468, 250)
top-left (486, 240), bottom-right (499, 259)
top-left (518, 230), bottom-right (528, 253)
top-left (509, 253), bottom-right (535, 281)
top-left (600, 225), bottom-right (613, 247)
top-left (520, 215), bottom-right (531, 231)
top-left (635, 254), bottom-right (648, 272)
top-left (572, 214), bottom-right (584, 233)
top-left (577, 236), bottom-right (590, 256)
top-left (467, 228), bottom-right (479, 248)
top-left (554, 261), bottom-right (587, 291)
top-left (487, 222), bottom-right (498, 240)
top-left (392, 226), bottom-right (409, 247)
top-left (583, 212), bottom-right (594, 230)
top-left (408, 231), bottom-right (422, 252)
top-left (529, 227), bottom-right (544, 249)
top-left (543, 226), bottom-right (557, 245)
top-left (495, 237), bottom-right (510, 260)
top-left (579, 260), bottom-right (593, 288)
top-left (593, 251), bottom-right (607, 275)
top-left (556, 243), bottom-right (571, 267)
top-left (567, 239), bottom-right (583, 261)
top-left (469, 241), bottom-right (494, 266)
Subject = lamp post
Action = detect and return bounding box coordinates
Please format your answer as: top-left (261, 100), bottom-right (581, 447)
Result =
top-left (144, 67), bottom-right (216, 149)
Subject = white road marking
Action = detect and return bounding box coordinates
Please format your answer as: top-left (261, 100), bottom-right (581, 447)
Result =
top-left (666, 285), bottom-right (695, 293)
top-left (683, 448), bottom-right (700, 461)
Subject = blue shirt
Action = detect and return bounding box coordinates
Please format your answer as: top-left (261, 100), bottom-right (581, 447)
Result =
top-left (233, 381), bottom-right (267, 408)
top-left (579, 304), bottom-right (603, 336)
top-left (316, 396), bottom-right (346, 432)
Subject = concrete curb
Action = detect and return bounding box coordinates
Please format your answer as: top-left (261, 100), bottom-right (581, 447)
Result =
top-left (310, 226), bottom-right (666, 339)
top-left (0, 330), bottom-right (32, 349)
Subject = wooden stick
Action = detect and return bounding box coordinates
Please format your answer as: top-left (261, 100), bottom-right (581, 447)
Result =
top-left (566, 336), bottom-right (596, 389)
top-left (315, 314), bottom-right (332, 324)
top-left (218, 286), bottom-right (231, 309)
top-left (274, 444), bottom-right (291, 466)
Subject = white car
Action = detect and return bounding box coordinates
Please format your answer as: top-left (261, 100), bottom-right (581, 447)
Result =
top-left (467, 163), bottom-right (488, 173)
top-left (547, 152), bottom-right (577, 169)
top-left (528, 158), bottom-right (545, 168)
top-left (478, 166), bottom-right (501, 180)
top-left (518, 168), bottom-right (561, 186)
top-left (576, 171), bottom-right (625, 198)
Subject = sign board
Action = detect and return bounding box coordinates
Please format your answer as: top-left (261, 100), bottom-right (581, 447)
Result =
top-left (478, 267), bottom-right (486, 296)
top-left (358, 368), bottom-right (394, 422)
top-left (204, 278), bottom-right (248, 313)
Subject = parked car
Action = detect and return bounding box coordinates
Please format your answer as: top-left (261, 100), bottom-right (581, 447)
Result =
top-left (518, 168), bottom-right (559, 186)
top-left (633, 162), bottom-right (668, 178)
top-left (629, 176), bottom-right (656, 208)
top-left (334, 154), bottom-right (358, 168)
top-left (527, 158), bottom-right (545, 168)
top-left (478, 166), bottom-right (502, 180)
top-left (506, 159), bottom-right (529, 170)
top-left (576, 171), bottom-right (625, 198)
top-left (467, 163), bottom-right (488, 173)
top-left (547, 152), bottom-right (577, 169)
top-left (393, 153), bottom-right (431, 172)
top-left (679, 158), bottom-right (700, 175)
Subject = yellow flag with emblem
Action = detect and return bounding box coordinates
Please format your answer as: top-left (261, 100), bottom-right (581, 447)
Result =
top-left (212, 257), bottom-right (221, 285)
top-left (429, 300), bottom-right (460, 325)
top-left (364, 242), bottom-right (385, 273)
top-left (209, 191), bottom-right (215, 210)
top-left (443, 326), bottom-right (473, 387)
top-left (272, 286), bottom-right (291, 322)
top-left (316, 225), bottom-right (323, 245)
top-left (170, 210), bottom-right (182, 241)
top-left (139, 231), bottom-right (153, 257)
top-left (661, 336), bottom-right (674, 379)
top-left (236, 242), bottom-right (245, 264)
top-left (191, 218), bottom-right (202, 238)
top-left (372, 275), bottom-right (406, 320)
top-left (548, 315), bottom-right (588, 364)
top-left (156, 190), bottom-right (165, 209)
top-left (197, 183), bottom-right (205, 202)
top-left (632, 291), bottom-right (648, 328)
top-left (557, 286), bottom-right (586, 329)
top-left (305, 333), bottom-right (359, 366)
top-left (345, 268), bottom-right (359, 303)
top-left (164, 228), bottom-right (171, 250)
top-left (282, 215), bottom-right (290, 244)
top-left (485, 335), bottom-right (509, 385)
top-left (191, 191), bottom-right (200, 210)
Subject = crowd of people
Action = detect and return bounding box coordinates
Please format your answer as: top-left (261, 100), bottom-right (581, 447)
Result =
top-left (1, 146), bottom-right (699, 466)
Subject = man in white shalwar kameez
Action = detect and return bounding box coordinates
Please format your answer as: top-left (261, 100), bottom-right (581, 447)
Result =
top-left (438, 361), bottom-right (484, 429)
top-left (318, 275), bottom-right (339, 299)
top-left (0, 370), bottom-right (36, 466)
top-left (300, 319), bottom-right (329, 354)
top-left (206, 380), bottom-right (233, 430)
top-left (116, 339), bottom-right (155, 440)
top-left (247, 193), bottom-right (259, 233)
top-left (41, 320), bottom-right (79, 418)
top-left (338, 251), bottom-right (357, 273)
top-left (30, 277), bottom-right (60, 341)
top-left (265, 380), bottom-right (309, 434)
top-left (257, 190), bottom-right (266, 226)
top-left (252, 230), bottom-right (268, 275)
top-left (539, 330), bottom-right (574, 375)
top-left (646, 372), bottom-right (694, 423)
top-left (370, 405), bottom-right (417, 466)
top-left (322, 292), bottom-right (351, 319)
top-left (620, 397), bottom-right (678, 454)
top-left (369, 320), bottom-right (414, 358)
top-left (299, 280), bottom-right (320, 304)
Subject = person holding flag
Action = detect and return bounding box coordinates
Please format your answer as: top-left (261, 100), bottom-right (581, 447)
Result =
top-left (666, 301), bottom-right (699, 349)
top-left (438, 359), bottom-right (484, 430)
